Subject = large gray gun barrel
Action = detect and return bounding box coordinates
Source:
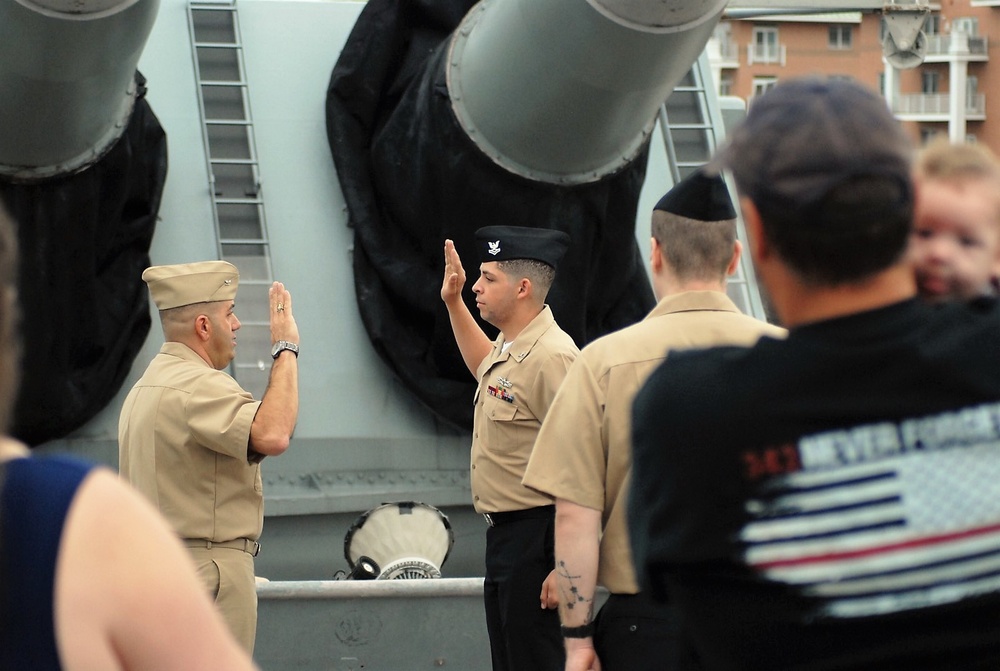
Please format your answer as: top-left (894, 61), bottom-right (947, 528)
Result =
top-left (0, 0), bottom-right (166, 446)
top-left (328, 0), bottom-right (727, 431)
top-left (448, 0), bottom-right (726, 184)
top-left (0, 0), bottom-right (160, 179)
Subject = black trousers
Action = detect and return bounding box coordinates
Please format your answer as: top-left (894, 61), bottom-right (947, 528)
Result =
top-left (594, 591), bottom-right (699, 671)
top-left (483, 512), bottom-right (563, 671)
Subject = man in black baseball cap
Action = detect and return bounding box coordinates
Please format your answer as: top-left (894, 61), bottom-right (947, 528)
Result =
top-left (441, 225), bottom-right (577, 671)
top-left (630, 76), bottom-right (1000, 670)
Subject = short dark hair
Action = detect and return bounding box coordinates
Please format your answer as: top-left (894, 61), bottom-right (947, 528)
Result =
top-left (754, 175), bottom-right (912, 286)
top-left (652, 211), bottom-right (735, 282)
top-left (498, 258), bottom-right (556, 300)
top-left (710, 77), bottom-right (914, 286)
top-left (0, 204), bottom-right (21, 434)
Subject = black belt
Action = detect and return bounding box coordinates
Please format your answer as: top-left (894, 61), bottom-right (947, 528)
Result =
top-left (483, 505), bottom-right (555, 527)
top-left (183, 537), bottom-right (260, 557)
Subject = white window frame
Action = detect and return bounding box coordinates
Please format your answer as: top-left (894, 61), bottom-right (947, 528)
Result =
top-left (828, 25), bottom-right (852, 49)
top-left (750, 27), bottom-right (783, 64)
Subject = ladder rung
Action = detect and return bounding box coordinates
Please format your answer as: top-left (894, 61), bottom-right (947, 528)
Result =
top-left (215, 197), bottom-right (263, 205)
top-left (200, 80), bottom-right (247, 88)
top-left (193, 41), bottom-right (243, 49)
top-left (667, 123), bottom-right (713, 131)
top-left (206, 119), bottom-right (252, 126)
top-left (211, 158), bottom-right (258, 165)
top-left (220, 238), bottom-right (268, 245)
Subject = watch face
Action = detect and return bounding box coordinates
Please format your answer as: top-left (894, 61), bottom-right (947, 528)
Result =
top-left (272, 341), bottom-right (298, 358)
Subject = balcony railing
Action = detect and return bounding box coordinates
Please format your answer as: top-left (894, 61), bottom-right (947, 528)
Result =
top-left (717, 38), bottom-right (739, 63)
top-left (893, 93), bottom-right (986, 116)
top-left (706, 37), bottom-right (740, 67)
top-left (923, 34), bottom-right (989, 58)
top-left (747, 43), bottom-right (786, 66)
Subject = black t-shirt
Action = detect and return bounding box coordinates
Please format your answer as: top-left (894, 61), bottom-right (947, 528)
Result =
top-left (629, 298), bottom-right (1000, 670)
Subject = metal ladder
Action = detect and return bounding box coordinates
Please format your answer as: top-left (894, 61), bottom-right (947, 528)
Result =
top-left (188, 0), bottom-right (274, 398)
top-left (657, 51), bottom-right (769, 322)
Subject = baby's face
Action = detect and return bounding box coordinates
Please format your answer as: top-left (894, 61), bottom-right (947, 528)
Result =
top-left (909, 177), bottom-right (1000, 303)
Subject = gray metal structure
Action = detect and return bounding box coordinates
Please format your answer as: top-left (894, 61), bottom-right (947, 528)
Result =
top-left (0, 0), bottom-right (160, 179)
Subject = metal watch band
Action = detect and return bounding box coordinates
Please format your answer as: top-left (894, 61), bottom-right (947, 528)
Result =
top-left (271, 340), bottom-right (299, 359)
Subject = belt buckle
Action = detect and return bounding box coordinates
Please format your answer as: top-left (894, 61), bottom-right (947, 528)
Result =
top-left (483, 513), bottom-right (495, 527)
top-left (247, 539), bottom-right (261, 557)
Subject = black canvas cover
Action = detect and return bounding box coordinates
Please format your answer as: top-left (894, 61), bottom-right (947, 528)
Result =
top-left (327, 0), bottom-right (655, 431)
top-left (0, 74), bottom-right (166, 446)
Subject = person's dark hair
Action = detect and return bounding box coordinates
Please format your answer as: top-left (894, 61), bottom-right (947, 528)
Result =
top-left (0, 205), bottom-right (21, 434)
top-left (752, 174), bottom-right (913, 286)
top-left (652, 212), bottom-right (735, 282)
top-left (498, 258), bottom-right (556, 301)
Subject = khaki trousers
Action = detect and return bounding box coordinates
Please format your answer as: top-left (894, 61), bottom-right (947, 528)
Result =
top-left (187, 546), bottom-right (258, 654)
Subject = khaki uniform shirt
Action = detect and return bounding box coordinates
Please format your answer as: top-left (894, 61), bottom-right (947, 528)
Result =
top-left (471, 305), bottom-right (579, 513)
top-left (523, 291), bottom-right (786, 593)
top-left (118, 342), bottom-right (263, 542)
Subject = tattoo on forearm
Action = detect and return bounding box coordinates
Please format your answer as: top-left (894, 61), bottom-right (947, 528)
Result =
top-left (557, 560), bottom-right (594, 622)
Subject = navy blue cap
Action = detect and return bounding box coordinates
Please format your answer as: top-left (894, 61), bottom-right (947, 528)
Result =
top-left (475, 226), bottom-right (570, 269)
top-left (654, 169), bottom-right (736, 221)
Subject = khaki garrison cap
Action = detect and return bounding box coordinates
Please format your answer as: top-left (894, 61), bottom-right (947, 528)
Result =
top-left (142, 260), bottom-right (239, 310)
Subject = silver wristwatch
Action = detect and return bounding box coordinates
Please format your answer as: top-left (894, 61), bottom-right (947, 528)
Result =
top-left (271, 340), bottom-right (299, 359)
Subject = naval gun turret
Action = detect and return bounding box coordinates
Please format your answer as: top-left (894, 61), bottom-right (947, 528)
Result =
top-left (328, 0), bottom-right (728, 430)
top-left (0, 0), bottom-right (164, 444)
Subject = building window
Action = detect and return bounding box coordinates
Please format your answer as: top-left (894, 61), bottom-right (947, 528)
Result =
top-left (924, 14), bottom-right (941, 36)
top-left (829, 25), bottom-right (852, 49)
top-left (922, 71), bottom-right (939, 94)
top-left (719, 76), bottom-right (734, 96)
top-left (952, 17), bottom-right (979, 36)
top-left (751, 77), bottom-right (778, 104)
top-left (752, 27), bottom-right (781, 63)
top-left (967, 76), bottom-right (980, 112)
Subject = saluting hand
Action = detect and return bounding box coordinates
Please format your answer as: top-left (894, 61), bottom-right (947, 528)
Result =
top-left (441, 239), bottom-right (467, 307)
top-left (269, 282), bottom-right (300, 346)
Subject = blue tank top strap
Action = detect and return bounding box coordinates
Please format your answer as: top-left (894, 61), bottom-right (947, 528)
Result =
top-left (0, 455), bottom-right (95, 670)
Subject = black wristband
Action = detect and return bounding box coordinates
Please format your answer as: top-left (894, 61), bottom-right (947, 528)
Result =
top-left (560, 622), bottom-right (595, 638)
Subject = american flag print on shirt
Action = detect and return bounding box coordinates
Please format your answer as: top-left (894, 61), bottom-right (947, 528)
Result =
top-left (741, 401), bottom-right (1000, 618)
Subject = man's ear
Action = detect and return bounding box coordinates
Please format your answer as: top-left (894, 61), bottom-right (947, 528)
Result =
top-left (195, 313), bottom-right (212, 342)
top-left (650, 237), bottom-right (664, 274)
top-left (517, 277), bottom-right (531, 298)
top-left (725, 240), bottom-right (743, 277)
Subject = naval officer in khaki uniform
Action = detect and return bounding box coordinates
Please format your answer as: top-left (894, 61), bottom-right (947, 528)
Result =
top-left (523, 170), bottom-right (785, 671)
top-left (118, 260), bottom-right (300, 654)
top-left (441, 226), bottom-right (579, 671)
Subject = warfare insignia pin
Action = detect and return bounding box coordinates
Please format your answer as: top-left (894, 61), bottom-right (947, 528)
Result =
top-left (496, 376), bottom-right (512, 389)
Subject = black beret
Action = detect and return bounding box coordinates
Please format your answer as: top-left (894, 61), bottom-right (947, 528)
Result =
top-left (654, 169), bottom-right (737, 221)
top-left (474, 226), bottom-right (570, 269)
